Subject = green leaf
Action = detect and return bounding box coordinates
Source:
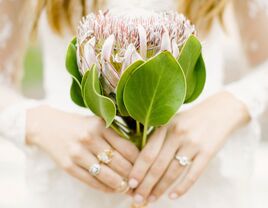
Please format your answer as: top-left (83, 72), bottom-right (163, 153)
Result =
top-left (116, 60), bottom-right (145, 116)
top-left (82, 65), bottom-right (116, 127)
top-left (123, 51), bottom-right (186, 127)
top-left (70, 78), bottom-right (85, 107)
top-left (178, 35), bottom-right (206, 103)
top-left (66, 37), bottom-right (82, 84)
top-left (185, 55), bottom-right (206, 103)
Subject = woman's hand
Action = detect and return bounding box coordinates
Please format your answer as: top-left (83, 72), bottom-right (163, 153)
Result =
top-left (128, 91), bottom-right (250, 204)
top-left (26, 105), bottom-right (139, 193)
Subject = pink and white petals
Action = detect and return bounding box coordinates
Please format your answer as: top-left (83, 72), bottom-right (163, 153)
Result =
top-left (101, 35), bottom-right (120, 92)
top-left (83, 37), bottom-right (98, 73)
top-left (121, 44), bottom-right (143, 73)
top-left (160, 28), bottom-right (172, 52)
top-left (138, 25), bottom-right (147, 60)
top-left (171, 39), bottom-right (179, 58)
top-left (102, 35), bottom-right (115, 61)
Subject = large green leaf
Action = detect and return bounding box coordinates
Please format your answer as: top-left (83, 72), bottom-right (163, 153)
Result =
top-left (178, 35), bottom-right (206, 103)
top-left (82, 65), bottom-right (116, 127)
top-left (116, 60), bottom-right (144, 116)
top-left (70, 78), bottom-right (85, 107)
top-left (123, 51), bottom-right (186, 127)
top-left (66, 37), bottom-right (82, 84)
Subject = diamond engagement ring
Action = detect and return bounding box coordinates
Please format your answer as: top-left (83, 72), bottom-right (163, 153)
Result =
top-left (97, 149), bottom-right (114, 164)
top-left (89, 164), bottom-right (101, 176)
top-left (175, 155), bottom-right (191, 167)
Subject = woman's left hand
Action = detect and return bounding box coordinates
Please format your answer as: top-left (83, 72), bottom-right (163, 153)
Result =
top-left (128, 91), bottom-right (250, 205)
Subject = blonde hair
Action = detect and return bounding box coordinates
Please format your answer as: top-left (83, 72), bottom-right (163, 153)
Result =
top-left (179, 0), bottom-right (227, 35)
top-left (33, 0), bottom-right (227, 36)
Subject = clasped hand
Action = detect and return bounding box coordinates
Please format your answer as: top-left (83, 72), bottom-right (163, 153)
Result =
top-left (26, 92), bottom-right (249, 204)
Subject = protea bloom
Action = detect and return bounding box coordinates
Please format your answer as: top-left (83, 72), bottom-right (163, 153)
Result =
top-left (77, 10), bottom-right (196, 95)
top-left (66, 9), bottom-right (205, 149)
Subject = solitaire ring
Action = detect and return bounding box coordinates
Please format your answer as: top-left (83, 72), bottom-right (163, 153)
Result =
top-left (89, 163), bottom-right (101, 176)
top-left (97, 149), bottom-right (114, 164)
top-left (175, 155), bottom-right (191, 167)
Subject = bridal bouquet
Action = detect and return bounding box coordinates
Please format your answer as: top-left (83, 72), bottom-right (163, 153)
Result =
top-left (66, 10), bottom-right (206, 149)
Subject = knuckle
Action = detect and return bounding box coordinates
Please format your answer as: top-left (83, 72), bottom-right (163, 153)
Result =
top-left (188, 175), bottom-right (197, 184)
top-left (171, 123), bottom-right (188, 136)
top-left (62, 160), bottom-right (75, 172)
top-left (69, 145), bottom-right (83, 160)
top-left (150, 165), bottom-right (164, 178)
top-left (185, 137), bottom-right (200, 149)
top-left (165, 171), bottom-right (176, 182)
top-left (123, 148), bottom-right (137, 161)
top-left (153, 181), bottom-right (169, 196)
top-left (80, 132), bottom-right (96, 146)
top-left (142, 153), bottom-right (154, 165)
top-left (201, 147), bottom-right (213, 158)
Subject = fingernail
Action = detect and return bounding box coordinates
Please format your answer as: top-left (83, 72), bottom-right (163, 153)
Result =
top-left (169, 193), bottom-right (178, 200)
top-left (148, 195), bottom-right (156, 203)
top-left (129, 178), bottom-right (138, 188)
top-left (134, 194), bottom-right (144, 204)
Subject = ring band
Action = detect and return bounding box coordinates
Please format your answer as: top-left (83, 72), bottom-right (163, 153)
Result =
top-left (89, 163), bottom-right (101, 176)
top-left (97, 149), bottom-right (114, 164)
top-left (175, 155), bottom-right (191, 167)
top-left (116, 179), bottom-right (129, 193)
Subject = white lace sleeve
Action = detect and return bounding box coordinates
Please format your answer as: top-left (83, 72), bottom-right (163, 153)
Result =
top-left (0, 0), bottom-right (39, 150)
top-left (225, 0), bottom-right (268, 119)
top-left (226, 62), bottom-right (268, 119)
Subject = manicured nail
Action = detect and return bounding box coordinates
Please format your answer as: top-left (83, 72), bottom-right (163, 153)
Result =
top-left (129, 178), bottom-right (138, 188)
top-left (134, 194), bottom-right (144, 204)
top-left (148, 195), bottom-right (156, 203)
top-left (169, 193), bottom-right (178, 200)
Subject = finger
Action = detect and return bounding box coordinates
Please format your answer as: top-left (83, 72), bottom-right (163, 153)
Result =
top-left (86, 136), bottom-right (133, 178)
top-left (150, 144), bottom-right (198, 200)
top-left (168, 153), bottom-right (208, 199)
top-left (103, 128), bottom-right (140, 164)
top-left (128, 127), bottom-right (167, 192)
top-left (133, 132), bottom-right (181, 201)
top-left (71, 145), bottom-right (127, 190)
top-left (67, 163), bottom-right (113, 193)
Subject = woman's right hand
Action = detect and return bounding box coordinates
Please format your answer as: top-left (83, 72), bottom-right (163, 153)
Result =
top-left (26, 105), bottom-right (139, 193)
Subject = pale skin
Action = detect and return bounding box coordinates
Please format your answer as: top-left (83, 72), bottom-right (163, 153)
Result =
top-left (129, 91), bottom-right (250, 204)
top-left (26, 105), bottom-right (140, 193)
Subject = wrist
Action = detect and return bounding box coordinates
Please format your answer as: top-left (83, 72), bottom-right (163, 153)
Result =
top-left (218, 91), bottom-right (251, 132)
top-left (26, 104), bottom-right (53, 146)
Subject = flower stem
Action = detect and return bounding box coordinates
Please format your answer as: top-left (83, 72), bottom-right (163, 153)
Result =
top-left (136, 121), bottom-right (141, 136)
top-left (111, 123), bottom-right (129, 140)
top-left (141, 122), bottom-right (148, 148)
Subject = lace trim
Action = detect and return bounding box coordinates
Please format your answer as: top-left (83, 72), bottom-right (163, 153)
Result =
top-left (0, 100), bottom-right (41, 151)
top-left (225, 61), bottom-right (268, 119)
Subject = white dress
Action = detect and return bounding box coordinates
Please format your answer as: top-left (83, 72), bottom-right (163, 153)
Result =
top-left (0, 0), bottom-right (268, 208)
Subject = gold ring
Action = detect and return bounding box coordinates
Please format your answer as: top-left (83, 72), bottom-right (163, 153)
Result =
top-left (97, 149), bottom-right (114, 164)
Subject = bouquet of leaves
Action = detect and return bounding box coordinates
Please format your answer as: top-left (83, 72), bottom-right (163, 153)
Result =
top-left (66, 10), bottom-right (206, 149)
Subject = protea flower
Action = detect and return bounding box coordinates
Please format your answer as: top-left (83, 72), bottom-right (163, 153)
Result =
top-left (66, 9), bottom-right (205, 149)
top-left (76, 10), bottom-right (196, 95)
